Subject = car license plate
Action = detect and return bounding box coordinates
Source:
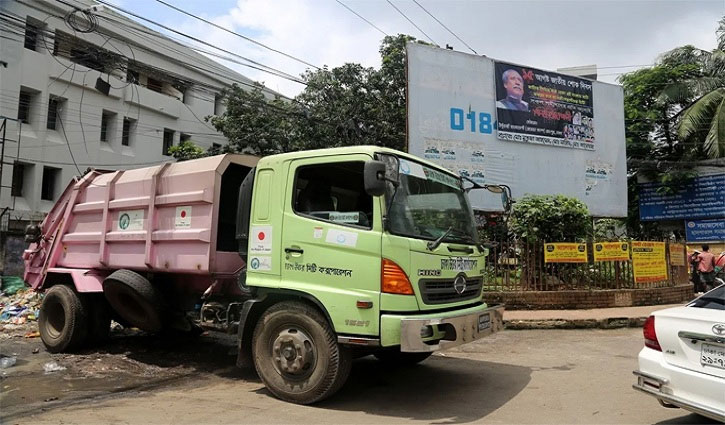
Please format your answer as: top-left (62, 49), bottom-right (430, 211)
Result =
top-left (701, 343), bottom-right (725, 370)
top-left (478, 313), bottom-right (491, 331)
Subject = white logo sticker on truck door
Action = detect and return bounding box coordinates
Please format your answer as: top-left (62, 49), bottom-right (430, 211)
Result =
top-left (250, 225), bottom-right (273, 253)
top-left (175, 206), bottom-right (192, 228)
top-left (325, 229), bottom-right (358, 248)
top-left (249, 255), bottom-right (272, 271)
top-left (117, 210), bottom-right (144, 231)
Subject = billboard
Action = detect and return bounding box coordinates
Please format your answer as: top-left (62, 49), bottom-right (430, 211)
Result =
top-left (406, 43), bottom-right (628, 217)
top-left (685, 218), bottom-right (725, 242)
top-left (495, 62), bottom-right (595, 151)
top-left (639, 173), bottom-right (725, 221)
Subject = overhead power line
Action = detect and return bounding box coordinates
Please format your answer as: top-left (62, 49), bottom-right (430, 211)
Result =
top-left (411, 0), bottom-right (477, 54)
top-left (386, 0), bottom-right (437, 45)
top-left (151, 0), bottom-right (320, 70)
top-left (336, 0), bottom-right (389, 37)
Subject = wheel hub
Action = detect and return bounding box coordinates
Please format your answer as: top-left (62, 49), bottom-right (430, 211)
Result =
top-left (272, 328), bottom-right (315, 376)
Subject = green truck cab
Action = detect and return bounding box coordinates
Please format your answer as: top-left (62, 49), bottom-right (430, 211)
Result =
top-left (236, 146), bottom-right (504, 403)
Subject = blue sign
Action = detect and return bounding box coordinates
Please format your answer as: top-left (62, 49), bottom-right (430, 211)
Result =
top-left (639, 174), bottom-right (725, 221)
top-left (685, 219), bottom-right (725, 242)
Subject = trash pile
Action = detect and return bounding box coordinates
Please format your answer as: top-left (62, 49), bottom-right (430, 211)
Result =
top-left (1, 276), bottom-right (41, 328)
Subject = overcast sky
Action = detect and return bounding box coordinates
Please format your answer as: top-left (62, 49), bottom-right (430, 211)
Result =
top-left (116, 0), bottom-right (724, 97)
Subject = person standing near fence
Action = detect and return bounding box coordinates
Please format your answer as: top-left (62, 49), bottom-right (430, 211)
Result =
top-left (693, 244), bottom-right (717, 292)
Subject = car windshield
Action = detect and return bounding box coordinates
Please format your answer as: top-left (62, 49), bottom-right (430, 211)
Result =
top-left (381, 155), bottom-right (478, 244)
top-left (688, 284), bottom-right (724, 310)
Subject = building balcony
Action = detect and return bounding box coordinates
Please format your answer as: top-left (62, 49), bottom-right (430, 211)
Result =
top-left (123, 84), bottom-right (181, 119)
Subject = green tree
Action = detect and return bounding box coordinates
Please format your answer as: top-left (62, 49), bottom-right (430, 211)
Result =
top-left (208, 35), bottom-right (428, 155)
top-left (168, 140), bottom-right (205, 161)
top-left (508, 195), bottom-right (591, 243)
top-left (662, 17), bottom-right (725, 158)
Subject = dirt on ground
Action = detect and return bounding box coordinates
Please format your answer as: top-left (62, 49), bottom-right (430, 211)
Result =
top-left (0, 322), bottom-right (243, 420)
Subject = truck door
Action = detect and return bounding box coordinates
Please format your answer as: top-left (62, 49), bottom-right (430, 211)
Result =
top-left (281, 156), bottom-right (382, 337)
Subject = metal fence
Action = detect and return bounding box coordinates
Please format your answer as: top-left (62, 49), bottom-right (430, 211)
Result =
top-left (482, 238), bottom-right (690, 292)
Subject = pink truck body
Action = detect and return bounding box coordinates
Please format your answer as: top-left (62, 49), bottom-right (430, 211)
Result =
top-left (23, 154), bottom-right (258, 295)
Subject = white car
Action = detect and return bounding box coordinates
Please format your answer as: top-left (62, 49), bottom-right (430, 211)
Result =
top-left (633, 284), bottom-right (725, 422)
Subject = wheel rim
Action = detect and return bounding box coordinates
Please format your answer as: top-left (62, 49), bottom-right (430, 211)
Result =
top-left (45, 299), bottom-right (65, 339)
top-left (270, 326), bottom-right (316, 380)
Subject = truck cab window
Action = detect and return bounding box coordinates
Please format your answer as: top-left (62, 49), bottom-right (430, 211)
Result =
top-left (293, 162), bottom-right (373, 229)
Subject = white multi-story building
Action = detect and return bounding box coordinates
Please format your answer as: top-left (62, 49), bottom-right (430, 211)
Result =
top-left (0, 0), bottom-right (267, 274)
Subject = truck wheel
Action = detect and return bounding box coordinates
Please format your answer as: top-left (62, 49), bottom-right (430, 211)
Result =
top-left (252, 301), bottom-right (351, 404)
top-left (82, 294), bottom-right (112, 345)
top-left (39, 285), bottom-right (89, 353)
top-left (374, 350), bottom-right (432, 365)
top-left (102, 270), bottom-right (164, 332)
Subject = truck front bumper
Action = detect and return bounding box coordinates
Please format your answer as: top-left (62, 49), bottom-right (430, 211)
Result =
top-left (380, 303), bottom-right (504, 352)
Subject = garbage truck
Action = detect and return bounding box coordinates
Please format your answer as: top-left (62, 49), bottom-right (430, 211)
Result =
top-left (23, 146), bottom-right (508, 404)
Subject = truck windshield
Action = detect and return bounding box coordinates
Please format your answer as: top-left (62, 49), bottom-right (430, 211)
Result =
top-left (381, 155), bottom-right (478, 245)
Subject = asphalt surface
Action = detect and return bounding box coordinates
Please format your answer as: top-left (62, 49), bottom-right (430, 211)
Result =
top-left (3, 328), bottom-right (719, 424)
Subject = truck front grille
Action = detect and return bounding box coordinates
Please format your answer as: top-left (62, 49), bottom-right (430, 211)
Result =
top-left (418, 277), bottom-right (482, 305)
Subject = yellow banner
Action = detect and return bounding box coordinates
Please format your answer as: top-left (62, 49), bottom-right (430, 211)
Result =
top-left (632, 241), bottom-right (668, 283)
top-left (669, 243), bottom-right (686, 266)
top-left (544, 243), bottom-right (588, 263)
top-left (593, 242), bottom-right (630, 262)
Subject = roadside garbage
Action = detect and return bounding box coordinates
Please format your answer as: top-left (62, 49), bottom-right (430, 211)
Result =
top-left (0, 356), bottom-right (17, 369)
top-left (0, 287), bottom-right (41, 325)
top-left (1, 276), bottom-right (26, 295)
top-left (24, 331), bottom-right (40, 338)
top-left (43, 362), bottom-right (66, 373)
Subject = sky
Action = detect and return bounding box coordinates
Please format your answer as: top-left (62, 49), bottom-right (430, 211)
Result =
top-left (110, 0), bottom-right (724, 97)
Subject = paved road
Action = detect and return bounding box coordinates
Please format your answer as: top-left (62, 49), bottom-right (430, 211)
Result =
top-left (9, 328), bottom-right (718, 424)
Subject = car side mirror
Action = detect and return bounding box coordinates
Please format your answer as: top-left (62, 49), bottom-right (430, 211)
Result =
top-left (364, 160), bottom-right (387, 196)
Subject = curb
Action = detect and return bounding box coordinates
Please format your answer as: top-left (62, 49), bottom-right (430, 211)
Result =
top-left (504, 317), bottom-right (647, 330)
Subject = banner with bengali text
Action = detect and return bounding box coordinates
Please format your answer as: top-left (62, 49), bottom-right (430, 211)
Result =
top-left (593, 242), bottom-right (630, 262)
top-left (544, 243), bottom-right (588, 263)
top-left (632, 241), bottom-right (668, 283)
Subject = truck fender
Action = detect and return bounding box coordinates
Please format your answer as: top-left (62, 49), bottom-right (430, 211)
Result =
top-left (235, 289), bottom-right (335, 368)
top-left (43, 270), bottom-right (106, 293)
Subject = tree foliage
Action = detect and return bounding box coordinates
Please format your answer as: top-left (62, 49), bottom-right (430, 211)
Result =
top-left (207, 35), bottom-right (428, 156)
top-left (168, 140), bottom-right (205, 161)
top-left (509, 195), bottom-right (591, 243)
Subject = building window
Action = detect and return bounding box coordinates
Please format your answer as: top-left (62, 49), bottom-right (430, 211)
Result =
top-left (180, 133), bottom-right (191, 143)
top-left (101, 111), bottom-right (115, 143)
top-left (41, 166), bottom-right (60, 201)
top-left (122, 117), bottom-right (135, 146)
top-left (11, 162), bottom-right (27, 197)
top-left (47, 97), bottom-right (62, 130)
top-left (163, 129), bottom-right (174, 156)
top-left (24, 18), bottom-right (42, 51)
top-left (147, 77), bottom-right (163, 93)
top-left (214, 94), bottom-right (223, 115)
top-left (126, 69), bottom-right (139, 84)
top-left (17, 90), bottom-right (33, 124)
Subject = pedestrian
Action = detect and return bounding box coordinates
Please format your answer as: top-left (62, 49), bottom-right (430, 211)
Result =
top-left (692, 244), bottom-right (717, 292)
top-left (690, 250), bottom-right (702, 293)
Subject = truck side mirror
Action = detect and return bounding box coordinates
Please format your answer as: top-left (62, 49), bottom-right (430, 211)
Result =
top-left (364, 160), bottom-right (387, 197)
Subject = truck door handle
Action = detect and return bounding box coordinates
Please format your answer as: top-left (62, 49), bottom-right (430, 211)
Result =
top-left (448, 246), bottom-right (474, 254)
top-left (285, 247), bottom-right (304, 255)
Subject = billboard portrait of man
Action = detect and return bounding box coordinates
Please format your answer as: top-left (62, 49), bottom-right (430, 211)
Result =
top-left (496, 69), bottom-right (529, 112)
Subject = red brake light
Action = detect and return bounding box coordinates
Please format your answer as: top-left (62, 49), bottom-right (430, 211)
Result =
top-left (643, 315), bottom-right (661, 351)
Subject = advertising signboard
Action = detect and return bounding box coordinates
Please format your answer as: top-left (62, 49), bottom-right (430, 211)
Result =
top-left (639, 174), bottom-right (724, 221)
top-left (593, 242), bottom-right (630, 262)
top-left (544, 243), bottom-right (588, 263)
top-left (631, 241), bottom-right (668, 283)
top-left (406, 43), bottom-right (627, 216)
top-left (669, 243), bottom-right (686, 266)
top-left (495, 62), bottom-right (595, 151)
top-left (685, 218), bottom-right (725, 242)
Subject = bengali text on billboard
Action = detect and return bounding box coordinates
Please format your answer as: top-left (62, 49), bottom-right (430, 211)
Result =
top-left (495, 61), bottom-right (595, 151)
top-left (639, 174), bottom-right (725, 221)
top-left (593, 242), bottom-right (630, 262)
top-left (669, 243), bottom-right (686, 266)
top-left (631, 241), bottom-right (668, 283)
top-left (544, 243), bottom-right (588, 263)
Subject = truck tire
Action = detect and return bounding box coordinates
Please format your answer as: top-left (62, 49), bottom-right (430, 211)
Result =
top-left (374, 350), bottom-right (432, 365)
top-left (39, 285), bottom-right (89, 353)
top-left (82, 294), bottom-right (112, 345)
top-left (102, 270), bottom-right (164, 332)
top-left (252, 301), bottom-right (352, 404)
